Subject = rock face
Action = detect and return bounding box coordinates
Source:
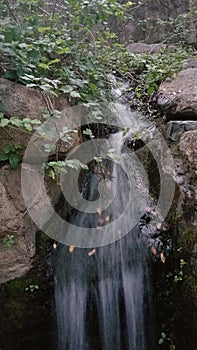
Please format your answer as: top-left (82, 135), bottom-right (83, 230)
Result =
top-left (112, 0), bottom-right (197, 44)
top-left (179, 130), bottom-right (197, 173)
top-left (0, 79), bottom-right (80, 284)
top-left (0, 78), bottom-right (80, 156)
top-left (166, 120), bottom-right (197, 141)
top-left (0, 166), bottom-right (36, 284)
top-left (156, 68), bottom-right (197, 120)
top-left (127, 43), bottom-right (176, 54)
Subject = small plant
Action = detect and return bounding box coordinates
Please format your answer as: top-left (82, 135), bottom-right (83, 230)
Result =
top-left (174, 258), bottom-right (186, 283)
top-left (0, 143), bottom-right (22, 169)
top-left (25, 284), bottom-right (39, 293)
top-left (3, 234), bottom-right (15, 249)
top-left (158, 332), bottom-right (176, 349)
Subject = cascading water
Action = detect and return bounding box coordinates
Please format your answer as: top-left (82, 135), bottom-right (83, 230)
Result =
top-left (53, 106), bottom-right (155, 349)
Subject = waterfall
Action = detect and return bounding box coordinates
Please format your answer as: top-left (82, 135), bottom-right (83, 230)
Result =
top-left (53, 116), bottom-right (153, 349)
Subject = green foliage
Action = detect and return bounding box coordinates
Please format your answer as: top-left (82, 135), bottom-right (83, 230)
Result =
top-left (25, 284), bottom-right (39, 293)
top-left (130, 47), bottom-right (193, 98)
top-left (3, 234), bottom-right (15, 249)
top-left (0, 143), bottom-right (22, 169)
top-left (174, 258), bottom-right (186, 283)
top-left (158, 332), bottom-right (176, 349)
top-left (0, 0), bottom-right (132, 102)
top-left (46, 159), bottom-right (88, 180)
top-left (0, 114), bottom-right (41, 131)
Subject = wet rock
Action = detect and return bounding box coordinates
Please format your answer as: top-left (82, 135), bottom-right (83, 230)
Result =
top-left (166, 120), bottom-right (197, 141)
top-left (156, 68), bottom-right (197, 120)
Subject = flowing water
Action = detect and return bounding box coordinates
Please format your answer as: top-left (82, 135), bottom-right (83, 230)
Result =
top-left (53, 110), bottom-right (154, 349)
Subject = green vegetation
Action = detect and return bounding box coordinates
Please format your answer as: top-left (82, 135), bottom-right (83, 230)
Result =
top-left (0, 143), bottom-right (22, 169)
top-left (0, 0), bottom-right (195, 107)
top-left (25, 284), bottom-right (39, 292)
top-left (173, 258), bottom-right (187, 283)
top-left (158, 332), bottom-right (176, 349)
top-left (3, 234), bottom-right (15, 249)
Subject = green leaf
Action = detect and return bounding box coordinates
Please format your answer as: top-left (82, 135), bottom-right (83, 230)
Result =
top-left (161, 332), bottom-right (166, 339)
top-left (9, 153), bottom-right (22, 170)
top-left (38, 27), bottom-right (51, 33)
top-left (48, 59), bottom-right (61, 65)
top-left (169, 345), bottom-right (176, 350)
top-left (158, 338), bottom-right (164, 345)
top-left (24, 123), bottom-right (32, 132)
top-left (3, 144), bottom-right (12, 154)
top-left (0, 154), bottom-right (9, 161)
top-left (0, 118), bottom-right (9, 127)
top-left (10, 117), bottom-right (23, 127)
top-left (60, 85), bottom-right (73, 93)
top-left (83, 128), bottom-right (95, 139)
top-left (70, 90), bottom-right (81, 98)
top-left (38, 63), bottom-right (49, 70)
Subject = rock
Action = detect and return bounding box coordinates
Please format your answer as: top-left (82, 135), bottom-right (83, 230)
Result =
top-left (0, 166), bottom-right (35, 284)
top-left (127, 42), bottom-right (176, 54)
top-left (166, 121), bottom-right (197, 141)
top-left (0, 80), bottom-right (81, 284)
top-left (156, 68), bottom-right (197, 120)
top-left (0, 78), bottom-right (68, 119)
top-left (182, 56), bottom-right (197, 69)
top-left (0, 165), bottom-right (62, 284)
top-left (179, 130), bottom-right (197, 173)
top-left (0, 78), bottom-right (80, 156)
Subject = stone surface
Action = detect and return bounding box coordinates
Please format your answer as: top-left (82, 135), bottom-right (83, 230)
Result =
top-left (0, 166), bottom-right (35, 284)
top-left (0, 79), bottom-right (81, 284)
top-left (179, 130), bottom-right (197, 173)
top-left (156, 68), bottom-right (197, 120)
top-left (0, 165), bottom-right (62, 284)
top-left (166, 120), bottom-right (197, 141)
top-left (111, 0), bottom-right (197, 45)
top-left (127, 42), bottom-right (176, 54)
top-left (0, 78), bottom-right (68, 120)
top-left (182, 56), bottom-right (197, 69)
top-left (0, 78), bottom-right (80, 156)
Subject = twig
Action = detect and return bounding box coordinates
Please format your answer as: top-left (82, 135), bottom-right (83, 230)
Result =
top-left (4, 0), bottom-right (20, 25)
top-left (51, 0), bottom-right (59, 21)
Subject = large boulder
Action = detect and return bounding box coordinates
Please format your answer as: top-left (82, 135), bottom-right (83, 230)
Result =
top-left (0, 79), bottom-right (81, 283)
top-left (0, 78), bottom-right (80, 155)
top-left (0, 165), bottom-right (62, 284)
top-left (156, 68), bottom-right (197, 120)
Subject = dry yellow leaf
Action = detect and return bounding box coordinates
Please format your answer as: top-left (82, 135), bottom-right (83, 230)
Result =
top-left (88, 249), bottom-right (96, 256)
top-left (160, 252), bottom-right (166, 263)
top-left (69, 245), bottom-right (75, 253)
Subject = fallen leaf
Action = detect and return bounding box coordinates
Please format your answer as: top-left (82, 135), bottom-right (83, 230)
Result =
top-left (160, 252), bottom-right (166, 263)
top-left (96, 208), bottom-right (102, 215)
top-left (105, 215), bottom-right (110, 222)
top-left (151, 246), bottom-right (157, 255)
top-left (88, 249), bottom-right (96, 256)
top-left (69, 245), bottom-right (75, 253)
top-left (156, 222), bottom-right (162, 230)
